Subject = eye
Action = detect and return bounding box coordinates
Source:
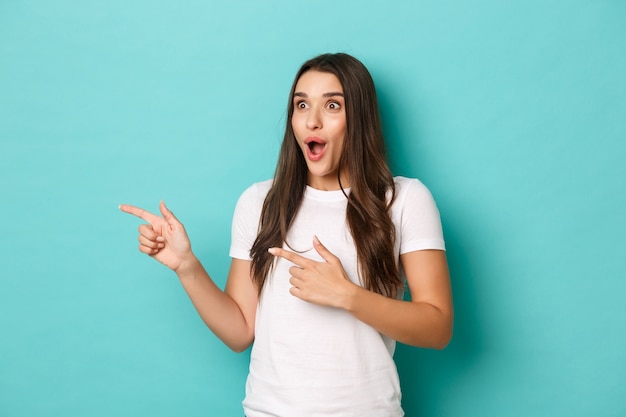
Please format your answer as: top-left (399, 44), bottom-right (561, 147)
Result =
top-left (327, 101), bottom-right (341, 110)
top-left (295, 101), bottom-right (308, 110)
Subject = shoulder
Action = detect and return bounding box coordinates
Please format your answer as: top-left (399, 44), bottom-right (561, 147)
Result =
top-left (391, 176), bottom-right (446, 251)
top-left (232, 179), bottom-right (273, 221)
top-left (390, 176), bottom-right (442, 217)
top-left (231, 179), bottom-right (273, 240)
top-left (237, 179), bottom-right (273, 205)
top-left (393, 176), bottom-right (435, 202)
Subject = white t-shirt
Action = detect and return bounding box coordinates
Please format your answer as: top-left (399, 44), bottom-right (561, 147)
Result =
top-left (229, 176), bottom-right (445, 417)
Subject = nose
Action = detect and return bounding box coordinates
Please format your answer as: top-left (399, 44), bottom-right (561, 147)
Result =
top-left (306, 106), bottom-right (322, 130)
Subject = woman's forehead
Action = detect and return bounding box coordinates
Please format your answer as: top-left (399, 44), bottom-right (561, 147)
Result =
top-left (294, 70), bottom-right (343, 95)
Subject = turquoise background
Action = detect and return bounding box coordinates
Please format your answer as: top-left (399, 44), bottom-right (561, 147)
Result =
top-left (1, 0), bottom-right (625, 415)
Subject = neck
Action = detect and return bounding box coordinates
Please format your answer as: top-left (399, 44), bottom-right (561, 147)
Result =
top-left (307, 172), bottom-right (350, 191)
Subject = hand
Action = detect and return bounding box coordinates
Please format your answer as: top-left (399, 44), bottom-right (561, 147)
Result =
top-left (119, 201), bottom-right (193, 272)
top-left (269, 236), bottom-right (356, 309)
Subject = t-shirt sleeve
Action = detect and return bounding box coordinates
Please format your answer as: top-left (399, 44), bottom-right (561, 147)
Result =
top-left (229, 182), bottom-right (267, 261)
top-left (396, 177), bottom-right (446, 254)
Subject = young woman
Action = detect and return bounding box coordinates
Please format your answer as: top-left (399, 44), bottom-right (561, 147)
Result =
top-left (120, 53), bottom-right (453, 416)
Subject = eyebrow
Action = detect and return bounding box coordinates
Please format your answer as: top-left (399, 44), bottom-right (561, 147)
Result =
top-left (293, 91), bottom-right (345, 98)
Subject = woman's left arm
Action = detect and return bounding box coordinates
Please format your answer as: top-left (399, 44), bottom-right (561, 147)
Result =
top-left (346, 249), bottom-right (453, 349)
top-left (270, 239), bottom-right (453, 349)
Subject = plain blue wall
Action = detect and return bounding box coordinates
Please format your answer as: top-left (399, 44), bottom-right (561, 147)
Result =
top-left (1, 1), bottom-right (624, 416)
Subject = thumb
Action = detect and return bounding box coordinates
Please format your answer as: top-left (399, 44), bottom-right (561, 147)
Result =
top-left (313, 236), bottom-right (338, 264)
top-left (159, 201), bottom-right (181, 227)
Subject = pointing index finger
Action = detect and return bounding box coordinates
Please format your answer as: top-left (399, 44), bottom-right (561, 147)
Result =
top-left (119, 204), bottom-right (161, 224)
top-left (268, 247), bottom-right (310, 268)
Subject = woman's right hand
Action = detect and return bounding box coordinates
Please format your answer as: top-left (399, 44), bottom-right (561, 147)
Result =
top-left (119, 201), bottom-right (194, 272)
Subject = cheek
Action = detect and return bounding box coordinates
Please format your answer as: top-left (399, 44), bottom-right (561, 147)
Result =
top-left (333, 118), bottom-right (347, 139)
top-left (291, 114), bottom-right (303, 133)
top-left (333, 112), bottom-right (347, 133)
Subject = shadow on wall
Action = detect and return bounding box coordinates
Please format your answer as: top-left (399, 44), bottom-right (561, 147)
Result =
top-left (395, 216), bottom-right (486, 416)
top-left (376, 82), bottom-right (487, 416)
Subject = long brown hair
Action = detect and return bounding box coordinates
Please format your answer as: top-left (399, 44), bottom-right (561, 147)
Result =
top-left (250, 53), bottom-right (402, 297)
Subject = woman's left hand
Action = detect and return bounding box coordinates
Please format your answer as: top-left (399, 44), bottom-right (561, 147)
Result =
top-left (269, 236), bottom-right (356, 309)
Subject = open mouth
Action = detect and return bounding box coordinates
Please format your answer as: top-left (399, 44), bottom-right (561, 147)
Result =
top-left (305, 137), bottom-right (327, 158)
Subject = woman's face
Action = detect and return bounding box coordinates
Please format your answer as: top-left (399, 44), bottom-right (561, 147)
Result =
top-left (291, 70), bottom-right (348, 191)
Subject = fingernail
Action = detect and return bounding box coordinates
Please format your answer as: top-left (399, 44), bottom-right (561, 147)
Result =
top-left (313, 235), bottom-right (320, 244)
top-left (268, 247), bottom-right (277, 255)
top-left (156, 236), bottom-right (165, 242)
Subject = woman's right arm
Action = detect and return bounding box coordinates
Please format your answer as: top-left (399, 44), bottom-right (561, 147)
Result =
top-left (120, 201), bottom-right (258, 352)
top-left (176, 256), bottom-right (257, 352)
